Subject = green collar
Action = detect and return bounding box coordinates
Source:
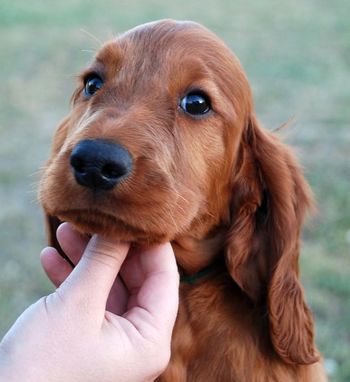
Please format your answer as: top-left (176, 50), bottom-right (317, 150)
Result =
top-left (180, 260), bottom-right (224, 285)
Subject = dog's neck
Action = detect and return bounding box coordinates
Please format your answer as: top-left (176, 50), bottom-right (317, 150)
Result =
top-left (172, 229), bottom-right (226, 276)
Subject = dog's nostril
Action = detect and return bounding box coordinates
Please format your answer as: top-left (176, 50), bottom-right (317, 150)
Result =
top-left (70, 139), bottom-right (133, 190)
top-left (101, 162), bottom-right (127, 180)
top-left (70, 156), bottom-right (87, 175)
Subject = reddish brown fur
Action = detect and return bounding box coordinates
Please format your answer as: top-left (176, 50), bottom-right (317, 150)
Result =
top-left (39, 20), bottom-right (327, 381)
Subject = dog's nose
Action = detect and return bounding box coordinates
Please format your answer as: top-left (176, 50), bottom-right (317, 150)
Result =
top-left (70, 139), bottom-right (132, 190)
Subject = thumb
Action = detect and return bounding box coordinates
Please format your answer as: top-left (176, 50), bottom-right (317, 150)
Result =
top-left (59, 234), bottom-right (130, 311)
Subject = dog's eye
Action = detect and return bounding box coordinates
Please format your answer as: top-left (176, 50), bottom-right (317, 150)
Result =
top-left (180, 91), bottom-right (211, 116)
top-left (83, 74), bottom-right (104, 97)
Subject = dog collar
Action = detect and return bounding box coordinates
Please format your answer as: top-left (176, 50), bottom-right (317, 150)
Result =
top-left (180, 259), bottom-right (224, 285)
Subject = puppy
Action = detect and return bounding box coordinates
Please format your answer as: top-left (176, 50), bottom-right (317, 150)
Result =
top-left (40, 20), bottom-right (326, 381)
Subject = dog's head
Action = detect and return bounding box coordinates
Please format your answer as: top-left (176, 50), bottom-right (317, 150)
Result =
top-left (39, 20), bottom-right (318, 365)
top-left (40, 20), bottom-right (251, 243)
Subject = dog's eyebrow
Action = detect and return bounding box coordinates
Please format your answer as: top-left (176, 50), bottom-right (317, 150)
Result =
top-left (78, 41), bottom-right (123, 82)
top-left (79, 60), bottom-right (106, 81)
top-left (78, 42), bottom-right (122, 83)
top-left (95, 41), bottom-right (123, 67)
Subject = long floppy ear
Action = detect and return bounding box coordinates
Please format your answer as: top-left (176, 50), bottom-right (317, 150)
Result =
top-left (226, 114), bottom-right (318, 365)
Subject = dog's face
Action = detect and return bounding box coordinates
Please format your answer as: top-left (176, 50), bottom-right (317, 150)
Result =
top-left (39, 20), bottom-right (251, 243)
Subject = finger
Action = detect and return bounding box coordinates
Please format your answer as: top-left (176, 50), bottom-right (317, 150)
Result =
top-left (56, 222), bottom-right (89, 265)
top-left (40, 247), bottom-right (73, 287)
top-left (123, 243), bottom-right (179, 336)
top-left (119, 248), bottom-right (146, 296)
top-left (60, 235), bottom-right (130, 311)
top-left (106, 276), bottom-right (129, 315)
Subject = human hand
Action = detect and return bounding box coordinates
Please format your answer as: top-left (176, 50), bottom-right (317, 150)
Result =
top-left (0, 223), bottom-right (179, 382)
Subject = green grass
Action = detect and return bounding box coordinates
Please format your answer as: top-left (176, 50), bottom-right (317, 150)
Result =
top-left (0, 0), bottom-right (349, 380)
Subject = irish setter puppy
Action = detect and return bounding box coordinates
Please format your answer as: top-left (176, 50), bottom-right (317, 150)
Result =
top-left (39, 20), bottom-right (327, 381)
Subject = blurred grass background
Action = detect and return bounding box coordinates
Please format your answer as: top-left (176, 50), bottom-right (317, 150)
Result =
top-left (0, 0), bottom-right (349, 380)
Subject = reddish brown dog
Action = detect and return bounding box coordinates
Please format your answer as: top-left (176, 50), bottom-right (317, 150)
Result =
top-left (39, 20), bottom-right (327, 381)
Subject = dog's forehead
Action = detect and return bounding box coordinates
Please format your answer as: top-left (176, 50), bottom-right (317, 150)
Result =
top-left (95, 20), bottom-right (231, 73)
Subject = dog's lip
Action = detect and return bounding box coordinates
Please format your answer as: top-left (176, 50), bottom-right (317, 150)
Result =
top-left (52, 207), bottom-right (170, 244)
top-left (53, 208), bottom-right (149, 239)
top-left (55, 208), bottom-right (133, 228)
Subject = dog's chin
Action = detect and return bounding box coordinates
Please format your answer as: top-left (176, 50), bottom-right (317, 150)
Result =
top-left (55, 209), bottom-right (169, 245)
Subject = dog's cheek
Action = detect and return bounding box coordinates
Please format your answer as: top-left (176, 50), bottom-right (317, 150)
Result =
top-left (39, 157), bottom-right (78, 214)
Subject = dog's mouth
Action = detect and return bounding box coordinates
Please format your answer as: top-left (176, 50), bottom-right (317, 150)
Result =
top-left (54, 208), bottom-right (166, 244)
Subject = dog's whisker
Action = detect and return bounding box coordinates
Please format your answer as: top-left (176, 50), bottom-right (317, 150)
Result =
top-left (80, 29), bottom-right (103, 47)
top-left (81, 49), bottom-right (97, 54)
